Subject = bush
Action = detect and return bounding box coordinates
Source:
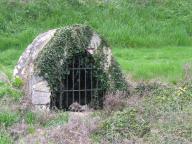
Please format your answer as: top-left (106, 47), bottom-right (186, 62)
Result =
top-left (142, 79), bottom-right (192, 143)
top-left (103, 91), bottom-right (126, 112)
top-left (94, 108), bottom-right (150, 143)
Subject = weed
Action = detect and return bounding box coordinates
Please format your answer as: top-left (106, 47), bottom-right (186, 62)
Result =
top-left (0, 128), bottom-right (12, 144)
top-left (94, 108), bottom-right (150, 143)
top-left (27, 126), bottom-right (35, 134)
top-left (11, 77), bottom-right (23, 88)
top-left (0, 112), bottom-right (19, 127)
top-left (25, 112), bottom-right (37, 125)
top-left (0, 81), bottom-right (23, 101)
top-left (103, 91), bottom-right (126, 112)
top-left (44, 112), bottom-right (69, 128)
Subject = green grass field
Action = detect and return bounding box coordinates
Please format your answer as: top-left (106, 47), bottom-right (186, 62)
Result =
top-left (0, 1), bottom-right (192, 143)
top-left (114, 46), bottom-right (192, 83)
top-left (0, 0), bottom-right (192, 83)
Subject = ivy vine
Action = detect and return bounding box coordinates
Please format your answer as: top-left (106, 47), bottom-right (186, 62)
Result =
top-left (35, 24), bottom-right (128, 109)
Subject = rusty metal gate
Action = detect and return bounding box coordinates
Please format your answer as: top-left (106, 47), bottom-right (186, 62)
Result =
top-left (56, 53), bottom-right (102, 110)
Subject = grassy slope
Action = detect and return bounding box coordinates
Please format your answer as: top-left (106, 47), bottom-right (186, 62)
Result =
top-left (114, 47), bottom-right (192, 82)
top-left (0, 0), bottom-right (192, 82)
top-left (0, 1), bottom-right (192, 143)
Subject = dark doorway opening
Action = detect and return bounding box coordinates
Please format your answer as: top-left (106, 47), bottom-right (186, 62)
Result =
top-left (52, 52), bottom-right (103, 110)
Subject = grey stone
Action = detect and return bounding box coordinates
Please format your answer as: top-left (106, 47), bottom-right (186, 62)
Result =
top-left (32, 80), bottom-right (50, 92)
top-left (31, 80), bottom-right (50, 105)
top-left (32, 91), bottom-right (50, 105)
top-left (13, 27), bottom-right (113, 111)
top-left (13, 30), bottom-right (55, 109)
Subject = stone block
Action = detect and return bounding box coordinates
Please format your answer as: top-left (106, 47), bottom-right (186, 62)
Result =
top-left (32, 91), bottom-right (50, 105)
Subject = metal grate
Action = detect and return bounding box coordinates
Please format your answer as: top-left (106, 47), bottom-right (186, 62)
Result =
top-left (55, 53), bottom-right (102, 110)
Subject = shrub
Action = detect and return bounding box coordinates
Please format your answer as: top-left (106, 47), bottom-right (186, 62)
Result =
top-left (103, 91), bottom-right (126, 112)
top-left (142, 79), bottom-right (192, 143)
top-left (94, 108), bottom-right (150, 143)
top-left (11, 77), bottom-right (23, 88)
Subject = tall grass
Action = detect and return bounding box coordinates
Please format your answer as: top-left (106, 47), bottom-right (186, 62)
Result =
top-left (0, 0), bottom-right (192, 81)
top-left (113, 46), bottom-right (192, 83)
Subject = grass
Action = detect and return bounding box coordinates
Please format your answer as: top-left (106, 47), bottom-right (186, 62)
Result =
top-left (44, 112), bottom-right (69, 128)
top-left (0, 129), bottom-right (12, 144)
top-left (113, 46), bottom-right (192, 83)
top-left (0, 112), bottom-right (19, 127)
top-left (94, 108), bottom-right (150, 142)
top-left (142, 83), bottom-right (192, 143)
top-left (0, 0), bottom-right (192, 82)
top-left (92, 81), bottom-right (192, 143)
top-left (0, 81), bottom-right (23, 101)
top-left (0, 0), bottom-right (192, 143)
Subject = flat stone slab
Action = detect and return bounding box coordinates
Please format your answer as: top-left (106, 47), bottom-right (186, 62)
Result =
top-left (32, 91), bottom-right (50, 105)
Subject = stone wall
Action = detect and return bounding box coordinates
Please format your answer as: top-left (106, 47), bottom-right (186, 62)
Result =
top-left (14, 29), bottom-right (56, 108)
top-left (14, 28), bottom-right (113, 110)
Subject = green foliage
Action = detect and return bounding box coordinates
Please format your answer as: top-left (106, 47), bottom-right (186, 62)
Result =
top-left (0, 82), bottom-right (23, 101)
top-left (36, 24), bottom-right (127, 108)
top-left (109, 59), bottom-right (128, 91)
top-left (11, 77), bottom-right (23, 88)
top-left (1, 0), bottom-right (192, 49)
top-left (27, 126), bottom-right (36, 134)
top-left (94, 108), bottom-right (150, 142)
top-left (113, 47), bottom-right (192, 83)
top-left (0, 129), bottom-right (12, 144)
top-left (0, 0), bottom-right (192, 81)
top-left (25, 112), bottom-right (37, 125)
top-left (144, 83), bottom-right (192, 116)
top-left (0, 1), bottom-right (192, 142)
top-left (141, 81), bottom-right (192, 143)
top-left (0, 112), bottom-right (19, 127)
top-left (44, 112), bottom-right (69, 128)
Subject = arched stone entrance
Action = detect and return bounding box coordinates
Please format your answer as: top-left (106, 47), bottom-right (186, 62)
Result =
top-left (52, 52), bottom-right (103, 110)
top-left (13, 25), bottom-right (128, 111)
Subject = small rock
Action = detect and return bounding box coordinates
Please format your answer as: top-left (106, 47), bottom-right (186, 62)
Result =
top-left (69, 102), bottom-right (91, 112)
top-left (69, 102), bottom-right (83, 112)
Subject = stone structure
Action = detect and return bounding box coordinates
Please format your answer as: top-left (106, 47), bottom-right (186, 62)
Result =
top-left (14, 29), bottom-right (56, 109)
top-left (13, 25), bottom-right (116, 109)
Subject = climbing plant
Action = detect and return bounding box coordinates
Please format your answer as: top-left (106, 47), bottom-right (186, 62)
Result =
top-left (35, 24), bottom-right (128, 108)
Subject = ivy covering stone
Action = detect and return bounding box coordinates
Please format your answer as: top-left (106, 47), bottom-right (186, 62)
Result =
top-left (35, 24), bottom-right (128, 108)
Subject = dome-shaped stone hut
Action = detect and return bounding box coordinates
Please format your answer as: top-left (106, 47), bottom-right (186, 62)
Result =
top-left (14, 24), bottom-right (127, 110)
